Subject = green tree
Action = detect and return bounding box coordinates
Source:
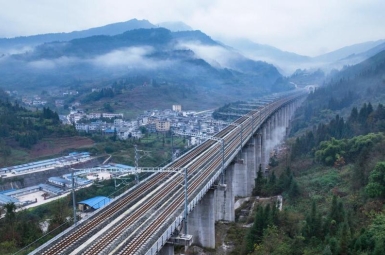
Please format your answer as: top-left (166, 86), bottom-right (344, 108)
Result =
top-left (339, 222), bottom-right (351, 255)
top-left (0, 139), bottom-right (11, 165)
top-left (253, 164), bottom-right (265, 196)
top-left (288, 179), bottom-right (299, 200)
top-left (303, 201), bottom-right (322, 240)
top-left (366, 162), bottom-right (385, 198)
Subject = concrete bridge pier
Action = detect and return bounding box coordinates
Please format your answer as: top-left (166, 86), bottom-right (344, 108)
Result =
top-left (216, 164), bottom-right (235, 222)
top-left (285, 105), bottom-right (290, 135)
top-left (159, 243), bottom-right (175, 255)
top-left (255, 133), bottom-right (262, 172)
top-left (268, 118), bottom-right (273, 140)
top-left (261, 124), bottom-right (267, 171)
top-left (187, 189), bottom-right (216, 248)
top-left (280, 107), bottom-right (284, 127)
top-left (245, 140), bottom-right (256, 194)
top-left (233, 154), bottom-right (248, 197)
top-left (284, 105), bottom-right (288, 127)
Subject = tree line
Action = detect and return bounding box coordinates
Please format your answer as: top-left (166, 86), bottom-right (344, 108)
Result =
top-left (0, 97), bottom-right (77, 150)
top-left (291, 102), bottom-right (385, 161)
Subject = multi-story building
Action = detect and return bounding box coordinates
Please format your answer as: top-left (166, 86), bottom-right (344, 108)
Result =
top-left (172, 104), bottom-right (182, 112)
top-left (102, 113), bottom-right (124, 119)
top-left (155, 120), bottom-right (171, 132)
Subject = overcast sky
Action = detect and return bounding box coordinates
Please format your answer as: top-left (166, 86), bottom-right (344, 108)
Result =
top-left (0, 0), bottom-right (384, 56)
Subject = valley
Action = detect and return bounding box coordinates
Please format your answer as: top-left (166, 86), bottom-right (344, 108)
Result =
top-left (0, 8), bottom-right (385, 255)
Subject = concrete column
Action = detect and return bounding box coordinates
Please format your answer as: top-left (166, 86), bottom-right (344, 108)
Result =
top-left (159, 244), bottom-right (174, 255)
top-left (256, 133), bottom-right (262, 171)
top-left (188, 189), bottom-right (216, 248)
top-left (285, 105), bottom-right (290, 135)
top-left (281, 108), bottom-right (284, 127)
top-left (233, 153), bottom-right (248, 197)
top-left (215, 165), bottom-right (234, 222)
top-left (275, 113), bottom-right (278, 130)
top-left (261, 124), bottom-right (267, 171)
top-left (269, 119), bottom-right (273, 140)
top-left (246, 140), bottom-right (256, 194)
top-left (288, 103), bottom-right (292, 123)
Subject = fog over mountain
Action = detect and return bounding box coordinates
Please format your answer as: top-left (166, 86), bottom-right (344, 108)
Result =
top-left (225, 38), bottom-right (385, 75)
top-left (1, 18), bottom-right (384, 77)
top-left (0, 17), bottom-right (384, 112)
top-left (0, 26), bottom-right (294, 109)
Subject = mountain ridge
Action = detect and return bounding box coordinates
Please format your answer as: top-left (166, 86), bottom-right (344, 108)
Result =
top-left (0, 27), bottom-right (292, 112)
top-left (0, 19), bottom-right (156, 51)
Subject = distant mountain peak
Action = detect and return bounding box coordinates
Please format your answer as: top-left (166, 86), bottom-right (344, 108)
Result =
top-left (0, 19), bottom-right (157, 51)
top-left (157, 21), bottom-right (193, 32)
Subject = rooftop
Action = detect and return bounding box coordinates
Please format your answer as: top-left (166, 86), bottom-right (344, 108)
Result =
top-left (78, 196), bottom-right (111, 210)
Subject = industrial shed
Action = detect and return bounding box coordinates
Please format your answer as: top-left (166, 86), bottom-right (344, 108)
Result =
top-left (77, 196), bottom-right (111, 212)
top-left (0, 194), bottom-right (20, 205)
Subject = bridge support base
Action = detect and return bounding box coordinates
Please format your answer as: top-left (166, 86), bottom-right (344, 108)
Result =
top-left (159, 243), bottom-right (174, 255)
top-left (246, 140), bottom-right (257, 194)
top-left (233, 157), bottom-right (248, 197)
top-left (232, 141), bottom-right (256, 197)
top-left (216, 163), bottom-right (235, 222)
top-left (188, 189), bottom-right (216, 248)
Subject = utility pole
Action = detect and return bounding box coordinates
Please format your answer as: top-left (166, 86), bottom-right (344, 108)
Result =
top-left (171, 130), bottom-right (174, 162)
top-left (134, 144), bottom-right (139, 183)
top-left (71, 168), bottom-right (77, 226)
top-left (184, 167), bottom-right (188, 235)
top-left (133, 145), bottom-right (151, 183)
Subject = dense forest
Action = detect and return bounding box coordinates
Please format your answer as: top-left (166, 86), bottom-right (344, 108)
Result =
top-left (0, 91), bottom-right (76, 153)
top-left (237, 51), bottom-right (385, 255)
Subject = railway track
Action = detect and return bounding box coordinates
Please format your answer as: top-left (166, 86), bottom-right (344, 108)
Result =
top-left (32, 91), bottom-right (306, 255)
top-left (38, 118), bottom-right (238, 255)
top-left (111, 92), bottom-right (306, 254)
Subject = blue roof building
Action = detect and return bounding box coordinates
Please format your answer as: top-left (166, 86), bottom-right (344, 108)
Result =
top-left (78, 196), bottom-right (111, 211)
top-left (0, 194), bottom-right (20, 205)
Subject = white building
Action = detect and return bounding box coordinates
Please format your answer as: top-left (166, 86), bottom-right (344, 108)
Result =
top-left (172, 105), bottom-right (182, 112)
top-left (102, 113), bottom-right (124, 119)
top-left (75, 123), bottom-right (89, 132)
top-left (114, 119), bottom-right (123, 126)
top-left (87, 113), bottom-right (102, 119)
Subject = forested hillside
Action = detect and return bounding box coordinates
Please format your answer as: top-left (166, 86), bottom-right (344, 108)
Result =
top-left (236, 50), bottom-right (385, 255)
top-left (0, 90), bottom-right (76, 165)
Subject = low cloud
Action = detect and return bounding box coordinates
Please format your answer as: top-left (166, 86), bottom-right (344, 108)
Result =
top-left (177, 41), bottom-right (240, 69)
top-left (26, 46), bottom-right (175, 70)
top-left (92, 46), bottom-right (174, 69)
top-left (28, 56), bottom-right (79, 69)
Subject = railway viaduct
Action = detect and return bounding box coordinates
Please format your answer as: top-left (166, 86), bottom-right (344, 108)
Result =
top-left (30, 90), bottom-right (307, 255)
